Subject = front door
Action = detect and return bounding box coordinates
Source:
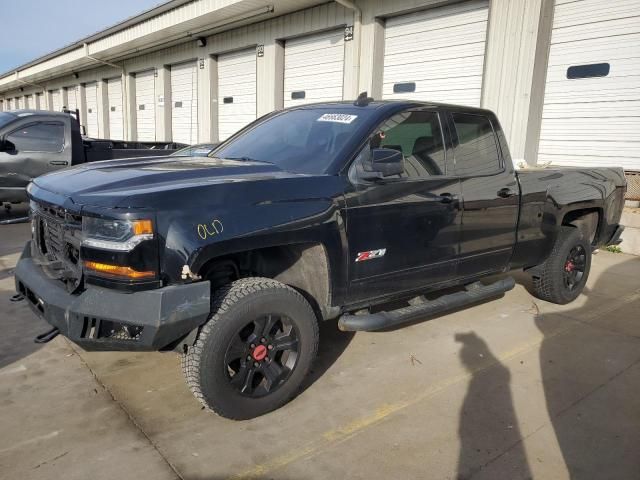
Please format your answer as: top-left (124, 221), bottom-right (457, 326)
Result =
top-left (345, 109), bottom-right (462, 305)
top-left (0, 121), bottom-right (68, 202)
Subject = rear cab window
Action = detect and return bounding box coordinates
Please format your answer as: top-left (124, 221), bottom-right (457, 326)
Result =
top-left (450, 113), bottom-right (501, 176)
top-left (6, 122), bottom-right (65, 153)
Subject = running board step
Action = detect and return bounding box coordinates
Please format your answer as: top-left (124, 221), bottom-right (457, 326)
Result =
top-left (338, 277), bottom-right (516, 332)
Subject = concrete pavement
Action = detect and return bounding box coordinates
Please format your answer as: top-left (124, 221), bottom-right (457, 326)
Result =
top-left (1, 211), bottom-right (639, 480)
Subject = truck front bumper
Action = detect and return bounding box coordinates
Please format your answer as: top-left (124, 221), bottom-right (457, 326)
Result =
top-left (14, 242), bottom-right (210, 351)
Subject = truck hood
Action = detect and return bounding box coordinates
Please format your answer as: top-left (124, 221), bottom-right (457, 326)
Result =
top-left (32, 156), bottom-right (305, 208)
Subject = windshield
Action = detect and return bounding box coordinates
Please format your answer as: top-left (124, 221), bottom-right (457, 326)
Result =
top-left (0, 112), bottom-right (16, 129)
top-left (170, 143), bottom-right (216, 157)
top-left (211, 108), bottom-right (373, 174)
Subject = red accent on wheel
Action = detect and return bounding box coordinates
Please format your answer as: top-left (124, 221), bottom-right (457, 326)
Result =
top-left (565, 261), bottom-right (575, 272)
top-left (252, 344), bottom-right (268, 361)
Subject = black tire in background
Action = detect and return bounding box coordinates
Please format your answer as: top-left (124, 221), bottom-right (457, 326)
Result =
top-left (531, 226), bottom-right (592, 305)
top-left (182, 277), bottom-right (319, 420)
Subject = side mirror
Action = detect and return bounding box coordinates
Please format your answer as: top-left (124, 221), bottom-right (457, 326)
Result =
top-left (360, 148), bottom-right (404, 180)
top-left (0, 139), bottom-right (15, 152)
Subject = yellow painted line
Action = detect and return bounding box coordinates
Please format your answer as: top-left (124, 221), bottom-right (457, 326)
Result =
top-left (229, 289), bottom-right (640, 480)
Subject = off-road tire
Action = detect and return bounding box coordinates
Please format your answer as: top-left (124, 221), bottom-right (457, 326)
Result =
top-left (531, 226), bottom-right (591, 304)
top-left (181, 277), bottom-right (319, 420)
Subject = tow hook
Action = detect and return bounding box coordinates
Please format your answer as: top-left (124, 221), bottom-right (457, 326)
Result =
top-left (10, 293), bottom-right (25, 302)
top-left (34, 327), bottom-right (59, 344)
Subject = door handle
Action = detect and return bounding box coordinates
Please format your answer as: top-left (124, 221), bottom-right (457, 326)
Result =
top-left (497, 188), bottom-right (516, 198)
top-left (49, 161), bottom-right (69, 166)
top-left (439, 192), bottom-right (454, 204)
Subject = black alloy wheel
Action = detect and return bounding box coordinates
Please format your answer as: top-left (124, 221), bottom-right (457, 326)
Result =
top-left (563, 245), bottom-right (586, 291)
top-left (224, 314), bottom-right (299, 397)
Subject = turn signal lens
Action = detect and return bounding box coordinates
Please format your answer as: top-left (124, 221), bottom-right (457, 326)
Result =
top-left (132, 219), bottom-right (153, 236)
top-left (83, 261), bottom-right (155, 279)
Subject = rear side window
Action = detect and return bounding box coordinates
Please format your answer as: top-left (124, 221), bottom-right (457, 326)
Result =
top-left (6, 122), bottom-right (65, 153)
top-left (451, 113), bottom-right (501, 176)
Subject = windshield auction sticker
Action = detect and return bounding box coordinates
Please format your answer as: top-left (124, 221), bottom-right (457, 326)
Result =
top-left (317, 113), bottom-right (358, 124)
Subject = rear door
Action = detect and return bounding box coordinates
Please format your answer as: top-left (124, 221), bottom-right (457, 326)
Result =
top-left (447, 111), bottom-right (519, 278)
top-left (345, 108), bottom-right (462, 304)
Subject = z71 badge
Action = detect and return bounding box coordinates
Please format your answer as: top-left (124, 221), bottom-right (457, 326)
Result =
top-left (355, 249), bottom-right (387, 262)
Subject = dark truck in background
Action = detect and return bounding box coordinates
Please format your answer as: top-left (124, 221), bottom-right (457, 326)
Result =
top-left (14, 98), bottom-right (626, 419)
top-left (0, 109), bottom-right (186, 204)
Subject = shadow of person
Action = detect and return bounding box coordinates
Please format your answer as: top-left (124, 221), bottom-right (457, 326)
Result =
top-left (534, 257), bottom-right (640, 479)
top-left (455, 332), bottom-right (532, 480)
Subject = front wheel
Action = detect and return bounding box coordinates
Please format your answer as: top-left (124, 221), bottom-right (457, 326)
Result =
top-left (181, 277), bottom-right (319, 419)
top-left (531, 226), bottom-right (592, 304)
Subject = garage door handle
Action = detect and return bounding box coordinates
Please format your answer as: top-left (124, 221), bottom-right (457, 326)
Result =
top-left (49, 161), bottom-right (68, 166)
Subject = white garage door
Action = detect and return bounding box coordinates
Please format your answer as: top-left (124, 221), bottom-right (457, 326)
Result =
top-left (538, 0), bottom-right (640, 170)
top-left (51, 90), bottom-right (62, 111)
top-left (171, 61), bottom-right (198, 144)
top-left (218, 49), bottom-right (257, 141)
top-left (383, 1), bottom-right (489, 106)
top-left (35, 93), bottom-right (43, 110)
top-left (66, 86), bottom-right (78, 112)
top-left (17, 97), bottom-right (24, 109)
top-left (107, 78), bottom-right (124, 140)
top-left (284, 29), bottom-right (345, 108)
top-left (25, 95), bottom-right (32, 109)
top-left (135, 70), bottom-right (156, 141)
top-left (85, 82), bottom-right (99, 138)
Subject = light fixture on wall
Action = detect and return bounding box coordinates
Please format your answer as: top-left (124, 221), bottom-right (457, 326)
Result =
top-left (19, 87), bottom-right (24, 92)
top-left (73, 72), bottom-right (79, 79)
top-left (196, 37), bottom-right (207, 48)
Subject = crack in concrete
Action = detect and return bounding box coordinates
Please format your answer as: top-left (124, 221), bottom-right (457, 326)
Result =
top-left (67, 340), bottom-right (184, 480)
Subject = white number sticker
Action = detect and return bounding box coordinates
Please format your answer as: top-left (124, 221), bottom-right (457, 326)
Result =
top-left (317, 113), bottom-right (358, 124)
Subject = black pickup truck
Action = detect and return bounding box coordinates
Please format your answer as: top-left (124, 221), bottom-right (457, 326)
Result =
top-left (14, 97), bottom-right (625, 419)
top-left (0, 109), bottom-right (185, 204)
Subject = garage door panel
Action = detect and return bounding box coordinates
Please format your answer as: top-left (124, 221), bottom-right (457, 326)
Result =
top-left (218, 49), bottom-right (256, 141)
top-left (85, 82), bottom-right (99, 137)
top-left (66, 87), bottom-right (78, 112)
top-left (51, 91), bottom-right (61, 111)
top-left (284, 29), bottom-right (345, 108)
top-left (538, 153), bottom-right (640, 169)
top-left (553, 0), bottom-right (639, 28)
top-left (386, 1), bottom-right (487, 32)
top-left (171, 62), bottom-right (198, 145)
top-left (107, 78), bottom-right (124, 140)
top-left (136, 70), bottom-right (156, 142)
top-left (384, 24), bottom-right (487, 55)
top-left (383, 56), bottom-right (484, 81)
top-left (538, 0), bottom-right (640, 168)
top-left (383, 1), bottom-right (488, 107)
top-left (540, 139), bottom-right (640, 158)
top-left (542, 99), bottom-right (640, 118)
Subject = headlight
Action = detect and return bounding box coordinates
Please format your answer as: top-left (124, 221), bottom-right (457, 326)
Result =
top-left (82, 217), bottom-right (154, 251)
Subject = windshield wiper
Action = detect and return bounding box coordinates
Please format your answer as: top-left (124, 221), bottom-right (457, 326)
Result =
top-left (215, 156), bottom-right (276, 166)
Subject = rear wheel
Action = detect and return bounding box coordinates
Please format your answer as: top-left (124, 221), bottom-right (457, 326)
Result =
top-left (182, 277), bottom-right (319, 419)
top-left (531, 226), bottom-right (591, 304)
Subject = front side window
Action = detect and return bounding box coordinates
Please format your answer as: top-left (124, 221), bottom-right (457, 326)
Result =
top-left (376, 110), bottom-right (446, 178)
top-left (451, 113), bottom-right (501, 176)
top-left (6, 122), bottom-right (65, 153)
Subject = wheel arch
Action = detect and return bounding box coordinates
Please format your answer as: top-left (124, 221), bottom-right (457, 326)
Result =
top-left (195, 242), bottom-right (336, 320)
